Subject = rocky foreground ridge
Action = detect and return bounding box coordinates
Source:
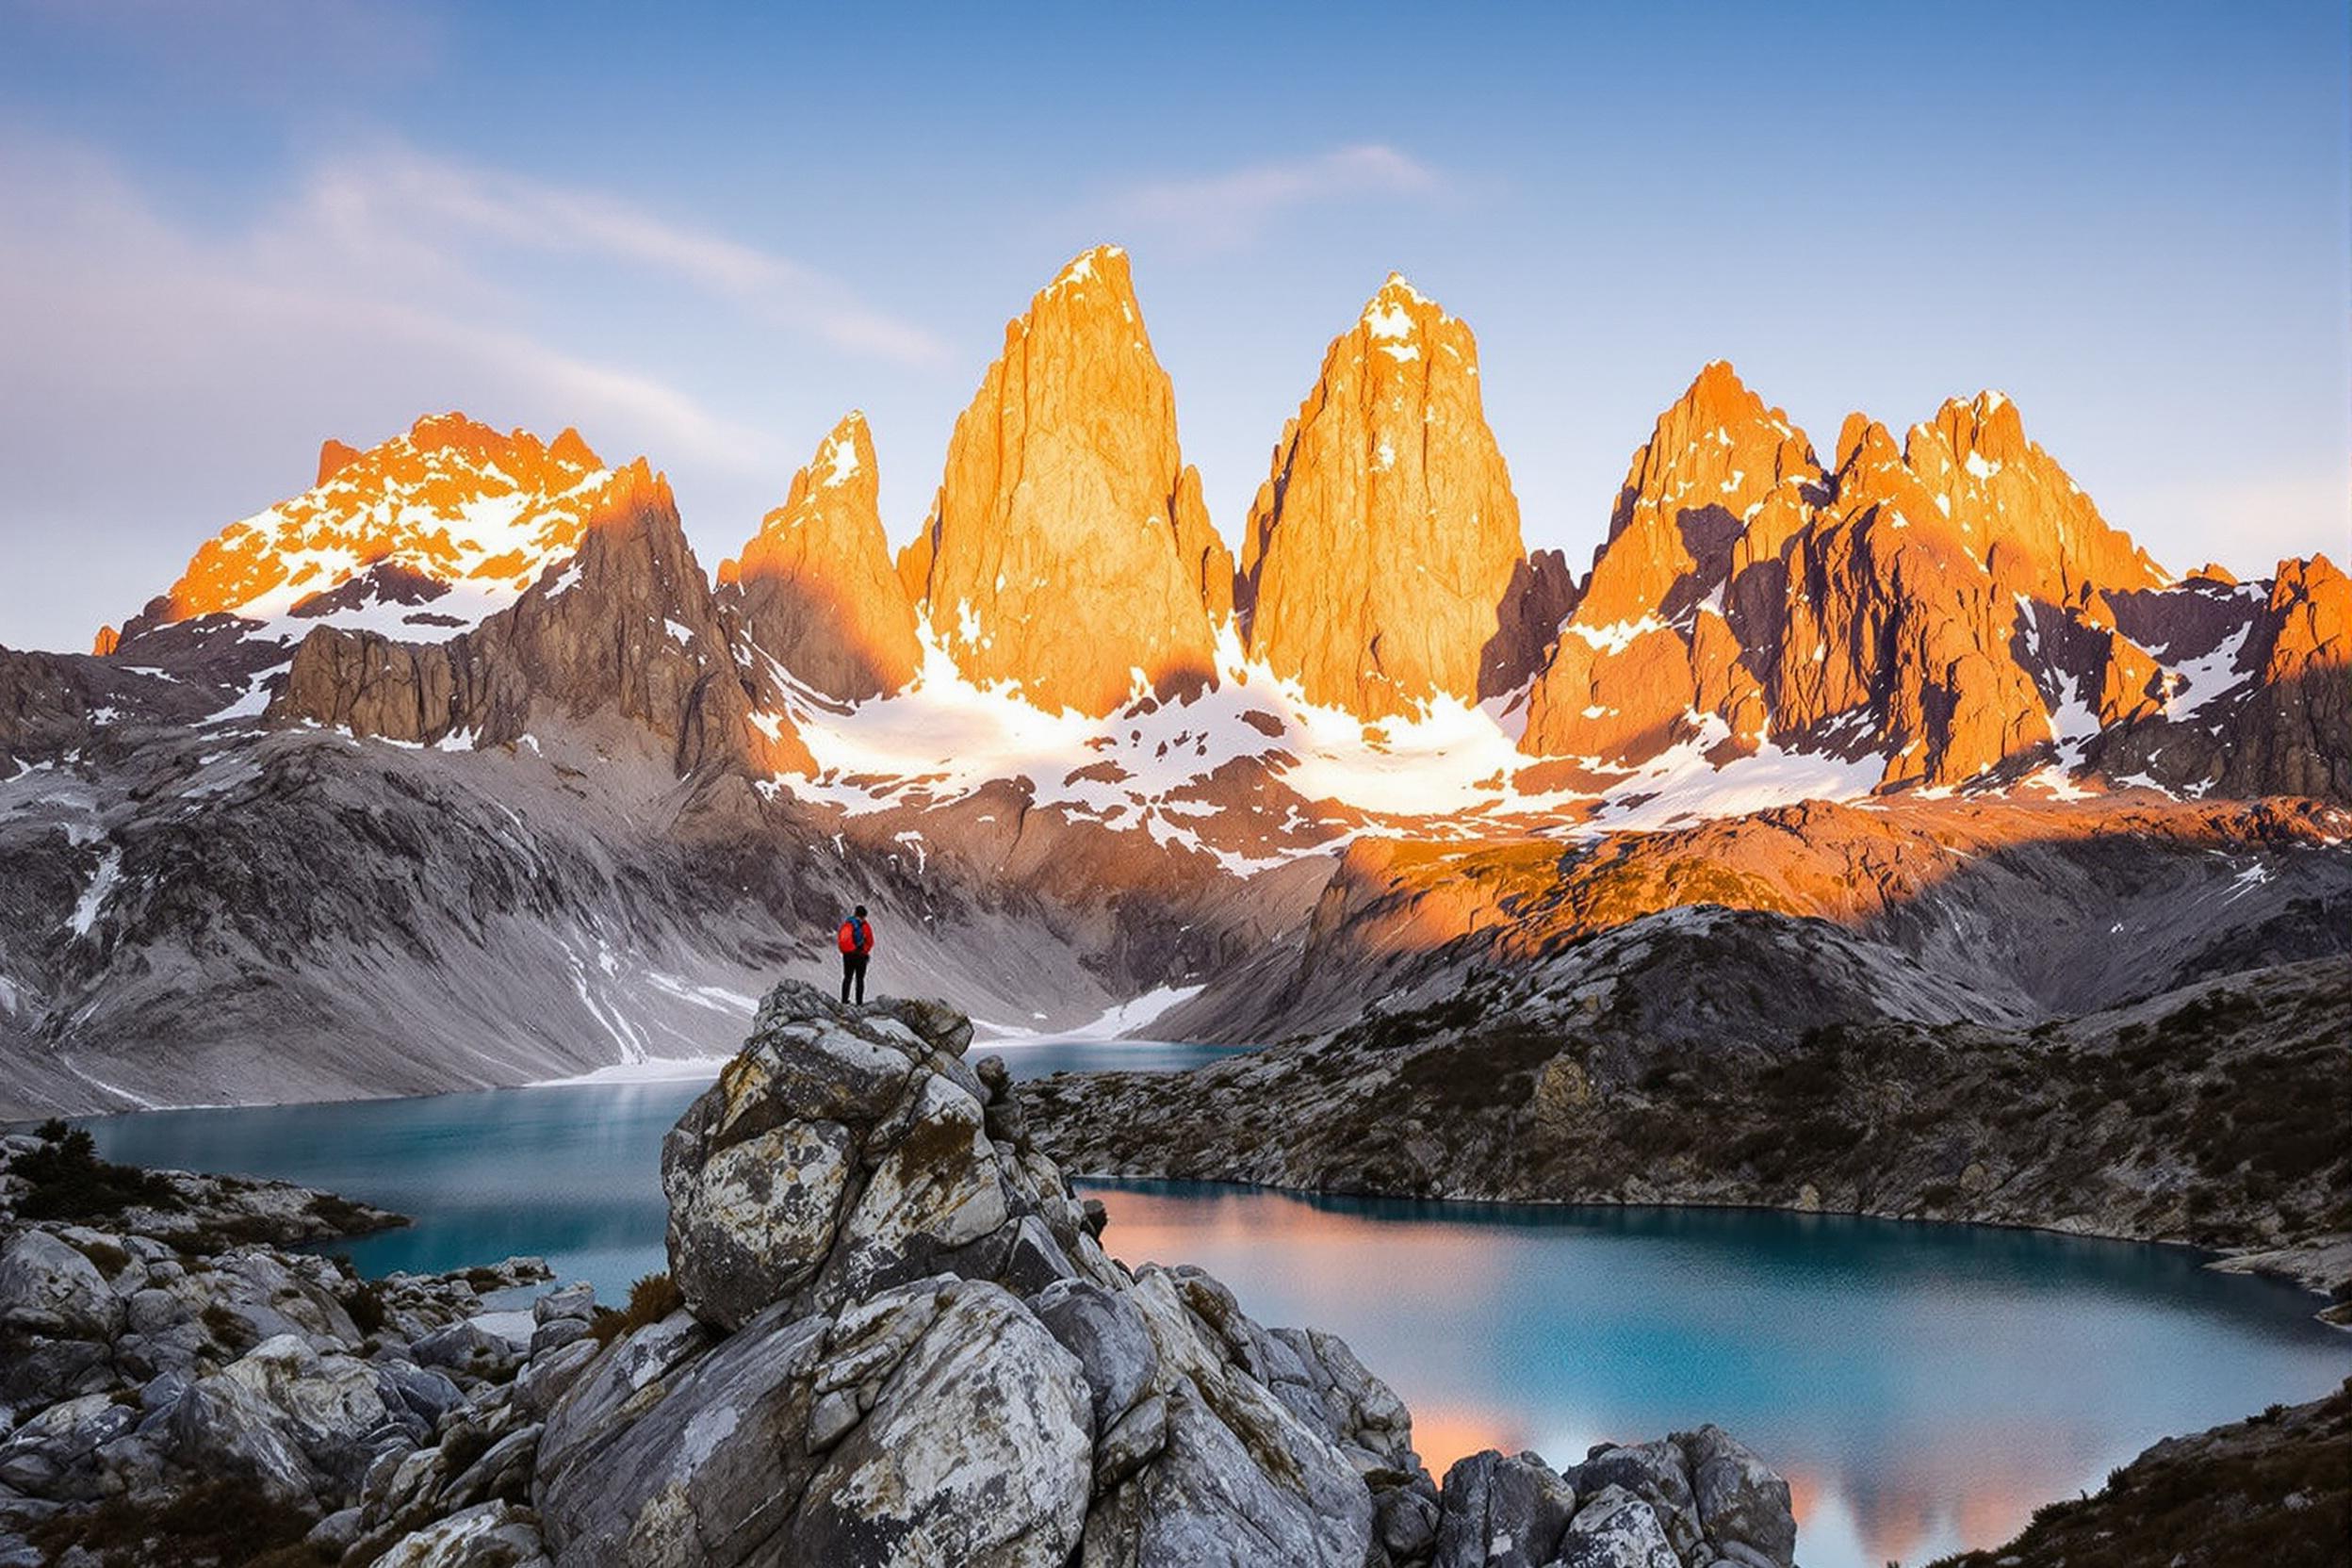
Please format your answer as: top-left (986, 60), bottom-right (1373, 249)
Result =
top-left (1026, 914), bottom-right (2352, 1304)
top-left (0, 1120), bottom-right (555, 1565)
top-left (1, 986), bottom-right (1806, 1568)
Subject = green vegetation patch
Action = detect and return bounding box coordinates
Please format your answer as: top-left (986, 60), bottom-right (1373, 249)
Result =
top-left (12, 1119), bottom-right (180, 1221)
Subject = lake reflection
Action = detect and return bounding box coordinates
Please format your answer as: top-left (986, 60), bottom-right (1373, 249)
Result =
top-left (82, 1080), bottom-right (2350, 1568)
top-left (1086, 1182), bottom-right (2349, 1568)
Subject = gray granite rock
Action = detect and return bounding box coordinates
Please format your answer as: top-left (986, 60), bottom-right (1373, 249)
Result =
top-left (1433, 1448), bottom-right (1578, 1568)
top-left (1678, 1425), bottom-right (1796, 1568)
top-left (512, 1336), bottom-right (599, 1420)
top-left (533, 1282), bottom-right (596, 1325)
top-left (0, 1231), bottom-right (121, 1341)
top-left (1568, 1439), bottom-right (1705, 1562)
top-left (534, 1304), bottom-right (827, 1565)
top-left (785, 1281), bottom-right (1093, 1568)
top-left (1556, 1483), bottom-right (1682, 1568)
top-left (1028, 1277), bottom-right (1159, 1430)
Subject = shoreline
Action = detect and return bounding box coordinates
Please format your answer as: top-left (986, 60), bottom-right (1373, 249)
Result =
top-left (1065, 1168), bottom-right (2352, 1319)
top-left (33, 1071), bottom-right (2343, 1319)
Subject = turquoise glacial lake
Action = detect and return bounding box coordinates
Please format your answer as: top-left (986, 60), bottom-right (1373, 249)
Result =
top-left (82, 1045), bottom-right (2349, 1568)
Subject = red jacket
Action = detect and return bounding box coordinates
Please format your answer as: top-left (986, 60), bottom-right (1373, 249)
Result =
top-left (837, 917), bottom-right (873, 956)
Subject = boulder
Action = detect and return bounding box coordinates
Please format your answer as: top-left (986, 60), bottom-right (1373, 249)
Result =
top-left (412, 1320), bottom-right (518, 1381)
top-left (0, 1392), bottom-right (139, 1500)
top-left (533, 1305), bottom-right (828, 1565)
top-left (177, 1334), bottom-right (416, 1497)
top-left (1555, 1483), bottom-right (1682, 1568)
top-left (512, 1337), bottom-right (600, 1420)
top-left (0, 1231), bottom-right (122, 1341)
top-left (1678, 1424), bottom-right (1796, 1568)
top-left (529, 1316), bottom-right (591, 1357)
top-left (1027, 1277), bottom-right (1159, 1429)
top-left (825, 1077), bottom-right (1009, 1301)
top-left (1082, 1387), bottom-right (1371, 1568)
top-left (372, 1500), bottom-right (550, 1567)
top-left (532, 1282), bottom-right (596, 1325)
top-left (1432, 1448), bottom-right (1579, 1568)
top-left (663, 1118), bottom-right (854, 1331)
top-left (1566, 1441), bottom-right (1705, 1562)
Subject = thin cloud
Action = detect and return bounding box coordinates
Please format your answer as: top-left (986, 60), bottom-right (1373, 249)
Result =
top-left (1109, 144), bottom-right (1446, 253)
top-left (0, 134), bottom-right (792, 650)
top-left (302, 145), bottom-right (951, 367)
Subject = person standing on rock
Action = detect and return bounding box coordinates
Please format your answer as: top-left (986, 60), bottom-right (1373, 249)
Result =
top-left (837, 906), bottom-right (874, 1004)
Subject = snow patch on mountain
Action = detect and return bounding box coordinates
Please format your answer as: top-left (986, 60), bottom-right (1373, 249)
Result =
top-left (761, 622), bottom-right (1889, 853)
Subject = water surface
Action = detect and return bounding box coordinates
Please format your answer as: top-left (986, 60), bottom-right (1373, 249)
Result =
top-left (83, 1067), bottom-right (2348, 1568)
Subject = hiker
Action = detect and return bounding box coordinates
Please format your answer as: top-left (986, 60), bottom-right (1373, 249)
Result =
top-left (837, 905), bottom-right (874, 1004)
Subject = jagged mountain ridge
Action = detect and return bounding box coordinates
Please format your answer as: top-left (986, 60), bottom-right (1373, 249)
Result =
top-left (2, 245), bottom-right (2346, 1115)
top-left (56, 250), bottom-right (2346, 821)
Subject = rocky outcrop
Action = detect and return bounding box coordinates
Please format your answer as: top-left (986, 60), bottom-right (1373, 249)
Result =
top-left (267, 460), bottom-right (813, 776)
top-left (1740, 392), bottom-right (2171, 788)
top-left (1509, 370), bottom-right (2342, 796)
top-left (1241, 276), bottom-right (1549, 716)
top-left (1026, 921), bottom-right (2352, 1297)
top-left (1757, 412), bottom-right (2055, 786)
top-left (906, 247), bottom-right (1233, 715)
top-left (317, 437), bottom-right (364, 486)
top-left (524, 981), bottom-right (1799, 1568)
top-left (1929, 1376), bottom-right (2351, 1568)
top-left (0, 1123), bottom-right (563, 1565)
top-left (720, 412), bottom-right (923, 702)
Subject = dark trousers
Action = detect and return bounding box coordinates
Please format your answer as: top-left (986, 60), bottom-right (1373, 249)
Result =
top-left (841, 951), bottom-right (869, 1004)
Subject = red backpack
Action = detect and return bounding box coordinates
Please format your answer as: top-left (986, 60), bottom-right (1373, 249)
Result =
top-left (837, 917), bottom-right (871, 955)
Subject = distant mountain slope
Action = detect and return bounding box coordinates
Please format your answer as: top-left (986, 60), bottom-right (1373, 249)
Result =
top-left (1023, 923), bottom-right (2352, 1286)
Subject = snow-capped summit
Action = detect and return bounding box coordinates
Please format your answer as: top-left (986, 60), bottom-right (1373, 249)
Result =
top-left (120, 412), bottom-right (620, 648)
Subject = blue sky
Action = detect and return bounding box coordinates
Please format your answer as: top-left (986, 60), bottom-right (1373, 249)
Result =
top-left (2, 0), bottom-right (2345, 651)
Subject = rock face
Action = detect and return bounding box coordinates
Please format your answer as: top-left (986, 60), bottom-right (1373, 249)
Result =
top-left (1241, 275), bottom-right (1552, 716)
top-left (1898, 391), bottom-right (2166, 604)
top-left (268, 459), bottom-right (812, 776)
top-left (1511, 368), bottom-right (2345, 794)
top-left (528, 982), bottom-right (1800, 1568)
top-left (720, 412), bottom-right (923, 702)
top-left (1757, 411), bottom-right (2057, 787)
top-left (905, 246), bottom-right (1233, 715)
top-left (1524, 361), bottom-right (1820, 763)
top-left (2087, 552), bottom-right (2352, 800)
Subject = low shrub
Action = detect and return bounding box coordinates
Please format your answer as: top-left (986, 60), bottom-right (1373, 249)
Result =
top-left (591, 1271), bottom-right (685, 1347)
top-left (28, 1475), bottom-right (319, 1566)
top-left (339, 1280), bottom-right (389, 1336)
top-left (11, 1120), bottom-right (179, 1221)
